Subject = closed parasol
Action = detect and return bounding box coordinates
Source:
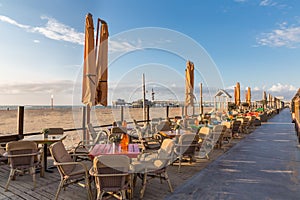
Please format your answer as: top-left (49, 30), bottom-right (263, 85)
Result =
top-left (82, 13), bottom-right (96, 107)
top-left (246, 87), bottom-right (251, 106)
top-left (95, 20), bottom-right (109, 106)
top-left (235, 82), bottom-right (241, 107)
top-left (185, 61), bottom-right (194, 106)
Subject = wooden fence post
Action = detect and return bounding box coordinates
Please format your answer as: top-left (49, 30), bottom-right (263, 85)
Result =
top-left (120, 106), bottom-right (124, 122)
top-left (17, 106), bottom-right (24, 140)
top-left (166, 106), bottom-right (169, 119)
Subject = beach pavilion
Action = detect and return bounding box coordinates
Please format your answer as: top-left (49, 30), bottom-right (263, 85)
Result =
top-left (214, 89), bottom-right (232, 112)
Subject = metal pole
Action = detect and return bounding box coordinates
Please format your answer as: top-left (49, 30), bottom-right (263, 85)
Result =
top-left (142, 73), bottom-right (146, 122)
top-left (200, 83), bottom-right (203, 116)
top-left (82, 106), bottom-right (88, 141)
top-left (51, 94), bottom-right (54, 110)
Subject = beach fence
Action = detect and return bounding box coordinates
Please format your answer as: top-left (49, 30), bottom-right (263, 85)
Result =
top-left (0, 104), bottom-right (213, 148)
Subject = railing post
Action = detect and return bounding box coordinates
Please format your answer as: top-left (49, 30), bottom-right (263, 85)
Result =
top-left (120, 106), bottom-right (124, 122)
top-left (82, 106), bottom-right (86, 142)
top-left (147, 105), bottom-right (150, 123)
top-left (166, 105), bottom-right (169, 119)
top-left (17, 106), bottom-right (24, 140)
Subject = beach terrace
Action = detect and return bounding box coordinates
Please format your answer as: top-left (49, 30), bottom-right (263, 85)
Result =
top-left (0, 105), bottom-right (300, 199)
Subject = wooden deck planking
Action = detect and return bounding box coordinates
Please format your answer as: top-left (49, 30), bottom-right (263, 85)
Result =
top-left (0, 137), bottom-right (243, 200)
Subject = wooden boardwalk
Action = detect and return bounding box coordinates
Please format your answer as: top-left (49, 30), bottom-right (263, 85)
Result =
top-left (0, 128), bottom-right (250, 199)
top-left (166, 108), bottom-right (300, 200)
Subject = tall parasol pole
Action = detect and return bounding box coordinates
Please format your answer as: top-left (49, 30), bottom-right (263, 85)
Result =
top-left (142, 73), bottom-right (146, 122)
top-left (200, 83), bottom-right (203, 116)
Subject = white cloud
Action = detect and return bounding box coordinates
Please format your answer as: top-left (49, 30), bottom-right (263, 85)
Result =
top-left (0, 80), bottom-right (74, 95)
top-left (0, 15), bottom-right (84, 45)
top-left (109, 39), bottom-right (142, 53)
top-left (32, 16), bottom-right (84, 45)
top-left (269, 83), bottom-right (297, 92)
top-left (257, 22), bottom-right (300, 48)
top-left (0, 15), bottom-right (142, 53)
top-left (0, 15), bottom-right (30, 29)
top-left (253, 86), bottom-right (260, 91)
top-left (259, 0), bottom-right (276, 7)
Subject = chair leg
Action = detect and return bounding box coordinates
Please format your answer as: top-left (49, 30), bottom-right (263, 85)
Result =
top-left (139, 172), bottom-right (147, 199)
top-left (164, 171), bottom-right (173, 192)
top-left (99, 191), bottom-right (105, 200)
top-left (121, 190), bottom-right (126, 199)
top-left (178, 155), bottom-right (182, 173)
top-left (5, 169), bottom-right (16, 192)
top-left (55, 179), bottom-right (65, 200)
top-left (30, 167), bottom-right (36, 189)
top-left (85, 177), bottom-right (93, 200)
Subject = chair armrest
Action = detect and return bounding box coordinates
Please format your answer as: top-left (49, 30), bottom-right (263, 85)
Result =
top-left (89, 168), bottom-right (129, 177)
top-left (53, 161), bottom-right (90, 172)
top-left (5, 151), bottom-right (40, 158)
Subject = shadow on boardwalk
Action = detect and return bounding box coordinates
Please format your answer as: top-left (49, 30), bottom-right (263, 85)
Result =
top-left (165, 108), bottom-right (300, 200)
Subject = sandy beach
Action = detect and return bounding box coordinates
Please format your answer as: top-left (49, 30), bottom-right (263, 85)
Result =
top-left (0, 106), bottom-right (213, 149)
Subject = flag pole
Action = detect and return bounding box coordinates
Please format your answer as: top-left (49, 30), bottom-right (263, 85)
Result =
top-left (142, 73), bottom-right (146, 123)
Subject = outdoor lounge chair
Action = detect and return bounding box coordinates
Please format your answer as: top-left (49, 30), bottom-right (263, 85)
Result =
top-left (5, 140), bottom-right (41, 191)
top-left (89, 155), bottom-right (132, 200)
top-left (232, 120), bottom-right (242, 137)
top-left (49, 141), bottom-right (93, 200)
top-left (212, 125), bottom-right (227, 149)
top-left (73, 123), bottom-right (109, 160)
top-left (133, 120), bottom-right (161, 151)
top-left (131, 138), bottom-right (175, 199)
top-left (221, 121), bottom-right (233, 144)
top-left (174, 133), bottom-right (200, 172)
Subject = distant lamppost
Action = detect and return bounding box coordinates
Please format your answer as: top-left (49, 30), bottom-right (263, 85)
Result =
top-left (51, 94), bottom-right (54, 110)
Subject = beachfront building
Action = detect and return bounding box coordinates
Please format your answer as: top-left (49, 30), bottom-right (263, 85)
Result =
top-left (214, 89), bottom-right (232, 112)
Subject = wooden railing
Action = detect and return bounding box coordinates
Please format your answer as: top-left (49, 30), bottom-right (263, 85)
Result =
top-left (0, 105), bottom-right (170, 143)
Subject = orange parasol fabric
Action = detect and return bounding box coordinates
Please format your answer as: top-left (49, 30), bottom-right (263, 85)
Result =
top-left (246, 87), bottom-right (251, 106)
top-left (95, 21), bottom-right (109, 106)
top-left (185, 61), bottom-right (194, 106)
top-left (262, 91), bottom-right (267, 108)
top-left (82, 13), bottom-right (96, 106)
top-left (235, 82), bottom-right (241, 107)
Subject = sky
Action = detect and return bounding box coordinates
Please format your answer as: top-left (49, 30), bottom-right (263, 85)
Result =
top-left (0, 0), bottom-right (299, 106)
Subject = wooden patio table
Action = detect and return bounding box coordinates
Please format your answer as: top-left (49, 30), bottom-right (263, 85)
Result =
top-left (23, 134), bottom-right (66, 177)
top-left (88, 143), bottom-right (140, 160)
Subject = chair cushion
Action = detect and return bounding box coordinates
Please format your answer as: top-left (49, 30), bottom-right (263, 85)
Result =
top-left (50, 141), bottom-right (75, 174)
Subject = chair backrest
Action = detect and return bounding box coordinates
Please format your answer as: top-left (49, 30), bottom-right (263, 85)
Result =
top-left (198, 127), bottom-right (210, 136)
top-left (47, 128), bottom-right (64, 135)
top-left (213, 125), bottom-right (227, 133)
top-left (176, 133), bottom-right (199, 155)
top-left (6, 141), bottom-right (38, 168)
top-left (93, 155), bottom-right (130, 191)
top-left (157, 121), bottom-right (172, 131)
top-left (49, 141), bottom-right (75, 175)
top-left (232, 120), bottom-right (241, 133)
top-left (221, 121), bottom-right (231, 129)
top-left (87, 123), bottom-right (99, 141)
top-left (157, 139), bottom-right (175, 163)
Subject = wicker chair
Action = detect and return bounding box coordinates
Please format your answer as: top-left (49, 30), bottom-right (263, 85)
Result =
top-left (174, 133), bottom-right (200, 172)
top-left (89, 155), bottom-right (132, 200)
top-left (49, 141), bottom-right (93, 200)
top-left (73, 123), bottom-right (109, 160)
top-left (5, 140), bottom-right (41, 191)
top-left (131, 138), bottom-right (175, 199)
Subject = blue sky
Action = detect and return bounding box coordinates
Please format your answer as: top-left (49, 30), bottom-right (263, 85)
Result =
top-left (0, 0), bottom-right (299, 105)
